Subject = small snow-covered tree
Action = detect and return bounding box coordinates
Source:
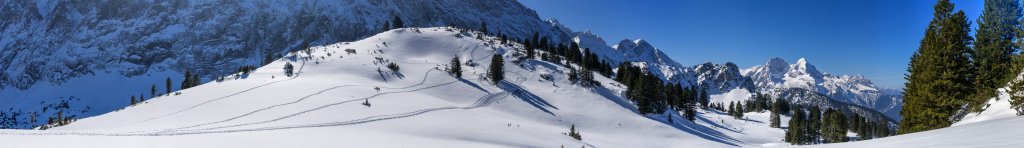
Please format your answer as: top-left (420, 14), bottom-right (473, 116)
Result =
top-left (449, 56), bottom-right (462, 78)
top-left (387, 62), bottom-right (400, 72)
top-left (284, 62), bottom-right (295, 77)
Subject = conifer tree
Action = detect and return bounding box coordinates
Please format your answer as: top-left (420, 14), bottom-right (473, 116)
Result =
top-left (786, 106), bottom-right (806, 145)
top-left (770, 100), bottom-right (782, 128)
top-left (1011, 79), bottom-right (1024, 115)
top-left (130, 95), bottom-right (137, 106)
top-left (735, 102), bottom-right (744, 119)
top-left (391, 15), bottom-right (404, 29)
top-left (900, 0), bottom-right (976, 134)
top-left (151, 84), bottom-right (157, 97)
top-left (488, 54), bottom-right (504, 84)
top-left (973, 0), bottom-right (1022, 108)
top-left (181, 71), bottom-right (192, 90)
top-left (284, 62), bottom-right (295, 77)
top-left (165, 77), bottom-right (172, 95)
top-left (449, 56), bottom-right (462, 78)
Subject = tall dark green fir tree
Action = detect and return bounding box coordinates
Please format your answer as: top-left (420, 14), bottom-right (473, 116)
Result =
top-left (488, 54), bottom-right (505, 84)
top-left (973, 0), bottom-right (1022, 110)
top-left (900, 0), bottom-right (976, 134)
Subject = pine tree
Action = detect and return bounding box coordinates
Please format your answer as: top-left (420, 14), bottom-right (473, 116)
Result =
top-left (728, 102), bottom-right (736, 117)
top-left (973, 0), bottom-right (1022, 109)
top-left (139, 93), bottom-right (145, 102)
top-left (284, 62), bottom-right (295, 77)
top-left (734, 101), bottom-right (744, 119)
top-left (449, 56), bottom-right (462, 78)
top-left (165, 77), bottom-right (172, 95)
top-left (263, 52), bottom-right (275, 65)
top-left (488, 54), bottom-right (504, 84)
top-left (130, 95), bottom-right (137, 106)
top-left (150, 84), bottom-right (157, 97)
top-left (786, 106), bottom-right (806, 145)
top-left (181, 71), bottom-right (192, 90)
top-left (391, 15), bottom-right (404, 29)
top-left (808, 106), bottom-right (822, 143)
top-left (770, 100), bottom-right (782, 128)
top-left (1011, 79), bottom-right (1024, 115)
top-left (900, 0), bottom-right (976, 134)
top-left (699, 88), bottom-right (709, 109)
top-left (480, 22), bottom-right (488, 34)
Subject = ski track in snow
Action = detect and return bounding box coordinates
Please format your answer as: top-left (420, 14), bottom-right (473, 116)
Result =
top-left (120, 58), bottom-right (311, 127)
top-left (125, 69), bottom-right (445, 133)
top-left (0, 78), bottom-right (508, 136)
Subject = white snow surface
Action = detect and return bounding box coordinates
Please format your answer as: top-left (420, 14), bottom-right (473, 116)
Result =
top-left (800, 116), bottom-right (1024, 148)
top-left (0, 28), bottom-right (775, 147)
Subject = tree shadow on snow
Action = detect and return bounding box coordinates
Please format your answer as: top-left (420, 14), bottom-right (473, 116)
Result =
top-left (458, 78), bottom-right (490, 93)
top-left (497, 81), bottom-right (557, 116)
top-left (651, 112), bottom-right (746, 147)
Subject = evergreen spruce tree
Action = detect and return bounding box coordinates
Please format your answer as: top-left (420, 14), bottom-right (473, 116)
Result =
top-left (130, 95), bottom-right (137, 106)
top-left (181, 71), bottom-right (192, 90)
top-left (728, 102), bottom-right (736, 117)
top-left (284, 62), bottom-right (295, 77)
top-left (900, 0), bottom-right (976, 134)
top-left (808, 106), bottom-right (822, 143)
top-left (488, 54), bottom-right (504, 84)
top-left (391, 15), bottom-right (404, 29)
top-left (786, 106), bottom-right (806, 145)
top-left (735, 102), bottom-right (744, 119)
top-left (449, 56), bottom-right (462, 78)
top-left (165, 77), bottom-right (172, 95)
top-left (150, 84), bottom-right (157, 97)
top-left (699, 88), bottom-right (709, 109)
top-left (770, 100), bottom-right (782, 128)
top-left (1012, 78), bottom-right (1024, 115)
top-left (973, 0), bottom-right (1022, 109)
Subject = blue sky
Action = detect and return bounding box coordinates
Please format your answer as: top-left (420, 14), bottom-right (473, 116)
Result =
top-left (519, 0), bottom-right (983, 89)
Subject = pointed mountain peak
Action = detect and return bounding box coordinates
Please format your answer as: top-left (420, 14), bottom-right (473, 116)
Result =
top-left (788, 57), bottom-right (823, 78)
top-left (766, 57), bottom-right (789, 69)
top-left (795, 58), bottom-right (809, 66)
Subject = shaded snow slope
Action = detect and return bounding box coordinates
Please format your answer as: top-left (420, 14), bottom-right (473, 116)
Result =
top-left (0, 28), bottom-right (744, 147)
top-left (802, 116), bottom-right (1024, 148)
top-left (0, 0), bottom-right (573, 129)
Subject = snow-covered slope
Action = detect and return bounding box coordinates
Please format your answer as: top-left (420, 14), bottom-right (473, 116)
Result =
top-left (805, 116), bottom-right (1024, 148)
top-left (0, 28), bottom-right (755, 147)
top-left (0, 0), bottom-right (573, 129)
top-left (743, 58), bottom-right (902, 120)
top-left (952, 71), bottom-right (1023, 126)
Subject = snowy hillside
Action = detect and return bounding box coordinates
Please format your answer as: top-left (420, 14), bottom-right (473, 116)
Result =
top-left (0, 28), bottom-right (774, 147)
top-left (743, 58), bottom-right (902, 120)
top-left (0, 0), bottom-right (573, 129)
top-left (807, 116), bottom-right (1024, 148)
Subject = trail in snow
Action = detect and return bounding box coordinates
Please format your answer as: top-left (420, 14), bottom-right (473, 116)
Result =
top-left (121, 58), bottom-right (311, 127)
top-left (0, 83), bottom-right (508, 136)
top-left (133, 69), bottom-right (444, 133)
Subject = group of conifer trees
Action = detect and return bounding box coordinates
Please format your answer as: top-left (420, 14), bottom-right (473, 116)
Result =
top-left (614, 63), bottom-right (708, 120)
top-left (785, 106), bottom-right (894, 145)
top-left (902, 0), bottom-right (1024, 134)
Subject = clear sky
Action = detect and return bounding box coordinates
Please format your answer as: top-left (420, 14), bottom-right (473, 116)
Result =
top-left (518, 0), bottom-right (984, 89)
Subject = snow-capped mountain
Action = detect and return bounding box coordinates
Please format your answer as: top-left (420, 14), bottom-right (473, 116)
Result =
top-left (0, 0), bottom-right (573, 128)
top-left (573, 32), bottom-right (753, 94)
top-left (743, 58), bottom-right (902, 120)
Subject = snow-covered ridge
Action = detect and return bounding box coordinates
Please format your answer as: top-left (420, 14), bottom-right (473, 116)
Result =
top-left (0, 27), bottom-right (745, 147)
top-left (0, 0), bottom-right (573, 129)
